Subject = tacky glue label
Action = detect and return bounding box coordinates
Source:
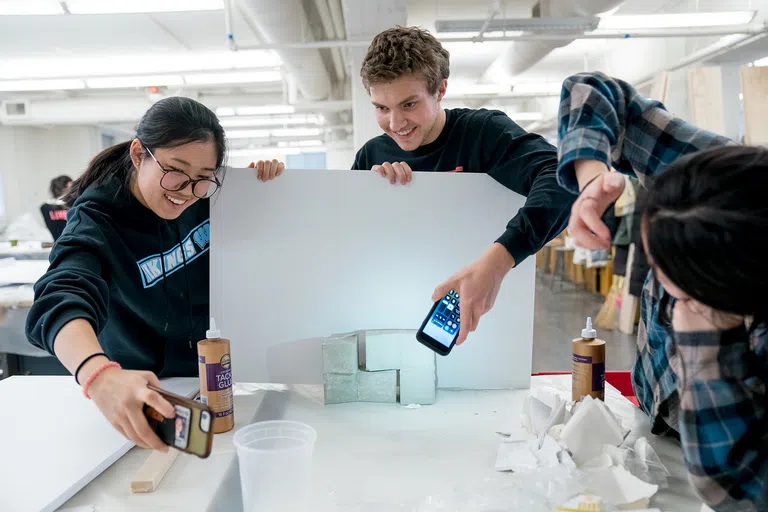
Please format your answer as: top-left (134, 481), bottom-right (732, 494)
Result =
top-left (198, 318), bottom-right (234, 433)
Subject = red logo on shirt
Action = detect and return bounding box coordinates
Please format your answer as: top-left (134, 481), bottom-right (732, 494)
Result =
top-left (449, 166), bottom-right (464, 173)
top-left (49, 210), bottom-right (67, 221)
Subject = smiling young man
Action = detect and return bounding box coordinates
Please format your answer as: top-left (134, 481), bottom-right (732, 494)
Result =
top-left (352, 26), bottom-right (575, 345)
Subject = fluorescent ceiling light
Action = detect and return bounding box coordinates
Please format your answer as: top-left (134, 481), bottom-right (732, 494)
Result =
top-left (512, 82), bottom-right (562, 95)
top-left (219, 116), bottom-right (323, 128)
top-left (235, 105), bottom-right (296, 115)
top-left (183, 71), bottom-right (282, 85)
top-left (227, 130), bottom-right (271, 139)
top-left (65, 0), bottom-right (223, 14)
top-left (0, 78), bottom-right (85, 91)
top-left (0, 51), bottom-right (281, 80)
top-left (85, 74), bottom-right (184, 89)
top-left (271, 128), bottom-right (323, 137)
top-left (598, 11), bottom-right (755, 30)
top-left (0, 2), bottom-right (64, 15)
top-left (435, 30), bottom-right (523, 40)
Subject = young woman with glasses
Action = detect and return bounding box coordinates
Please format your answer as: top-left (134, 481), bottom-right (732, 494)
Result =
top-left (26, 96), bottom-right (284, 452)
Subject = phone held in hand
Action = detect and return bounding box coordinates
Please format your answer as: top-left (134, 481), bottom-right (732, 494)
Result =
top-left (416, 289), bottom-right (461, 356)
top-left (143, 385), bottom-right (214, 458)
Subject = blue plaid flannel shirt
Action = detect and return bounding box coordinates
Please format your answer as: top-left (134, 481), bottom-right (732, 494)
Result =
top-left (556, 72), bottom-right (768, 512)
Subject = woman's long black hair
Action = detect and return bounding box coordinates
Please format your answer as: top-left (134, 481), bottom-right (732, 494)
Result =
top-left (63, 96), bottom-right (226, 207)
top-left (643, 145), bottom-right (768, 325)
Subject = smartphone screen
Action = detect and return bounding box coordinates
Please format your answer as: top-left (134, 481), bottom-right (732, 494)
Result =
top-left (416, 289), bottom-right (460, 355)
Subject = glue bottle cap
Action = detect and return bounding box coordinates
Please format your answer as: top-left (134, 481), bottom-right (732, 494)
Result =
top-left (206, 317), bottom-right (221, 339)
top-left (582, 317), bottom-right (597, 339)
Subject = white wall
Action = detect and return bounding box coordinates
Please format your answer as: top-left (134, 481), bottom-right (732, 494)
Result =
top-left (325, 140), bottom-right (355, 170)
top-left (0, 125), bottom-right (100, 227)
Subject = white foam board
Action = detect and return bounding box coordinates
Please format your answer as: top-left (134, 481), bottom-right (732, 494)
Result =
top-left (211, 169), bottom-right (535, 389)
top-left (0, 376), bottom-right (198, 512)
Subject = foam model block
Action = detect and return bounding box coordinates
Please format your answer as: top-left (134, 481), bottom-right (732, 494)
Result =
top-left (400, 368), bottom-right (437, 405)
top-left (322, 332), bottom-right (359, 374)
top-left (361, 329), bottom-right (435, 371)
top-left (359, 330), bottom-right (403, 371)
top-left (322, 329), bottom-right (438, 406)
top-left (323, 373), bottom-right (358, 404)
top-left (357, 370), bottom-right (397, 403)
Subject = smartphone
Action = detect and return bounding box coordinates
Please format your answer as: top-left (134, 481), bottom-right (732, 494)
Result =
top-left (416, 289), bottom-right (460, 356)
top-left (143, 385), bottom-right (214, 459)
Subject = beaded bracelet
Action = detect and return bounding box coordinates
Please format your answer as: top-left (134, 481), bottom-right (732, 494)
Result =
top-left (74, 352), bottom-right (109, 385)
top-left (82, 361), bottom-right (122, 399)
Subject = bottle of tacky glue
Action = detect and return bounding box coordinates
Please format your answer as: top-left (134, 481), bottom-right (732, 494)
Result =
top-left (197, 318), bottom-right (234, 433)
top-left (571, 317), bottom-right (606, 402)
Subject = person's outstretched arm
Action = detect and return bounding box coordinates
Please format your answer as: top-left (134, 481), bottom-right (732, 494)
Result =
top-left (432, 114), bottom-right (574, 345)
top-left (557, 71), bottom-right (732, 248)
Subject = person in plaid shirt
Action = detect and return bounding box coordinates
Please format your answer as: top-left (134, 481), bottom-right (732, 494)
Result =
top-left (556, 71), bottom-right (767, 512)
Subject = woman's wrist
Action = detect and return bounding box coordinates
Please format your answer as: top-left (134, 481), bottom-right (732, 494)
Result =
top-left (575, 159), bottom-right (609, 191)
top-left (75, 354), bottom-right (111, 385)
top-left (82, 361), bottom-right (122, 399)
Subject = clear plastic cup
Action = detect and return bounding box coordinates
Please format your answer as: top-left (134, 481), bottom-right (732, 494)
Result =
top-left (233, 420), bottom-right (317, 512)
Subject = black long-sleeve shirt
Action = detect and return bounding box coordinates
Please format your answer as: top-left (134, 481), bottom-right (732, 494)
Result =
top-left (352, 108), bottom-right (574, 265)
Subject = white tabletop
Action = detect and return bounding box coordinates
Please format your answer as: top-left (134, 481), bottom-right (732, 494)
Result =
top-left (59, 375), bottom-right (702, 511)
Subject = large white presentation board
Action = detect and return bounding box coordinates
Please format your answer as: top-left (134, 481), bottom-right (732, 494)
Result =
top-left (211, 169), bottom-right (534, 390)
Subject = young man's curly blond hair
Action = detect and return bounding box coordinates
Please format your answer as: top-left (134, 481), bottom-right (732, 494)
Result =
top-left (361, 26), bottom-right (450, 95)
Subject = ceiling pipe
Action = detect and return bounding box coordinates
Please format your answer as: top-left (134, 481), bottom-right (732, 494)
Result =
top-left (224, 26), bottom-right (764, 50)
top-left (476, 0), bottom-right (503, 41)
top-left (327, 0), bottom-right (348, 71)
top-left (230, 0), bottom-right (332, 101)
top-left (480, 0), bottom-right (625, 84)
top-left (224, 0), bottom-right (237, 51)
top-left (313, 0), bottom-right (346, 82)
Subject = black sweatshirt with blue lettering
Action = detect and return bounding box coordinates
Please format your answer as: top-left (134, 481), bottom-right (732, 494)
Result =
top-left (26, 176), bottom-right (211, 377)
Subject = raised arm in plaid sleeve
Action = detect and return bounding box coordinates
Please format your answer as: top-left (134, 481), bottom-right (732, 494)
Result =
top-left (556, 71), bottom-right (731, 194)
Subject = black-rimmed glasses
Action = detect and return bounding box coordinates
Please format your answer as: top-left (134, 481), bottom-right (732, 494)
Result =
top-left (143, 144), bottom-right (220, 199)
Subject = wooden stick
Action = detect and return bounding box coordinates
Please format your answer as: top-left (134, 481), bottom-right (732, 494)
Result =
top-left (130, 448), bottom-right (180, 493)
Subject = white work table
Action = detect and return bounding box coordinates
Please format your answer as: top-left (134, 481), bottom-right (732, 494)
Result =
top-left (56, 375), bottom-right (703, 511)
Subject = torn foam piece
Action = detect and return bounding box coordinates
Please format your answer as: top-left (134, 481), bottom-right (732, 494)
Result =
top-left (494, 441), bottom-right (538, 472)
top-left (584, 465), bottom-right (659, 508)
top-left (357, 370), bottom-right (397, 403)
top-left (400, 367), bottom-right (436, 405)
top-left (322, 332), bottom-right (359, 374)
top-left (560, 396), bottom-right (624, 465)
top-left (522, 389), bottom-right (570, 438)
top-left (534, 434), bottom-right (562, 468)
top-left (360, 329), bottom-right (435, 371)
top-left (523, 395), bottom-right (553, 435)
top-left (323, 373), bottom-right (358, 404)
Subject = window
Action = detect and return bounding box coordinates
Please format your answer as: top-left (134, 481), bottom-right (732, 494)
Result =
top-left (286, 152), bottom-right (326, 170)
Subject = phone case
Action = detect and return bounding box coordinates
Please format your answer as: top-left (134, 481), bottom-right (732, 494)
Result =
top-left (144, 385), bottom-right (215, 459)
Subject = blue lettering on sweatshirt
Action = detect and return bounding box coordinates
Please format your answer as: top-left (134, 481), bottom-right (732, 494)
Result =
top-left (137, 219), bottom-right (211, 288)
